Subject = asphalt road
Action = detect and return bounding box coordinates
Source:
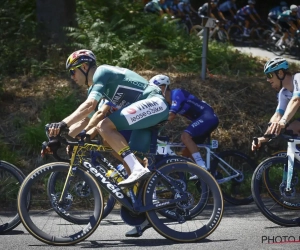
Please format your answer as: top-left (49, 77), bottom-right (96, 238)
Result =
top-left (2, 203), bottom-right (300, 250)
top-left (235, 46), bottom-right (300, 65)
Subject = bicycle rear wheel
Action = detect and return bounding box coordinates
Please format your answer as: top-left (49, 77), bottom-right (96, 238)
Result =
top-left (47, 167), bottom-right (116, 222)
top-left (18, 162), bottom-right (103, 245)
top-left (251, 156), bottom-right (300, 227)
top-left (144, 162), bottom-right (223, 242)
top-left (153, 155), bottom-right (209, 220)
top-left (0, 161), bottom-right (27, 234)
top-left (211, 150), bottom-right (256, 205)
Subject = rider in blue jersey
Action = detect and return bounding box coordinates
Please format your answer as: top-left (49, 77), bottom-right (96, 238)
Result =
top-left (218, 0), bottom-right (237, 21)
top-left (150, 74), bottom-right (219, 170)
top-left (125, 74), bottom-right (219, 238)
top-left (234, 0), bottom-right (262, 37)
top-left (198, 0), bottom-right (227, 22)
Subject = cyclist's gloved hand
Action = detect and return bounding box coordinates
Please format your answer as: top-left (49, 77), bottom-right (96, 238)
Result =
top-left (49, 121), bottom-right (67, 130)
top-left (48, 121), bottom-right (68, 137)
top-left (76, 130), bottom-right (87, 138)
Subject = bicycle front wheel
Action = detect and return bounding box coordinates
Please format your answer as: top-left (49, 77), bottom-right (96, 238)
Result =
top-left (18, 162), bottom-right (103, 245)
top-left (0, 161), bottom-right (27, 234)
top-left (47, 168), bottom-right (116, 222)
top-left (211, 150), bottom-right (256, 205)
top-left (212, 28), bottom-right (229, 43)
top-left (144, 162), bottom-right (223, 242)
top-left (251, 156), bottom-right (300, 227)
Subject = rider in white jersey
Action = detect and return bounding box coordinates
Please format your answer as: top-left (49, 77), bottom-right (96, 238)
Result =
top-left (252, 57), bottom-right (300, 151)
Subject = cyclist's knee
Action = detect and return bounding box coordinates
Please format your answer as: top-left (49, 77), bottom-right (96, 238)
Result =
top-left (181, 131), bottom-right (192, 144)
top-left (97, 117), bottom-right (116, 134)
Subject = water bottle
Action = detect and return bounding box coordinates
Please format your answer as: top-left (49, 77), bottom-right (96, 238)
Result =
top-left (116, 164), bottom-right (128, 179)
top-left (105, 168), bottom-right (124, 183)
top-left (105, 164), bottom-right (127, 183)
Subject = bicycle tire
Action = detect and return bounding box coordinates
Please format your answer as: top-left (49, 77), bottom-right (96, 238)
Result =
top-left (144, 161), bottom-right (223, 242)
top-left (47, 167), bottom-right (116, 223)
top-left (190, 24), bottom-right (204, 38)
top-left (251, 156), bottom-right (300, 227)
top-left (212, 28), bottom-right (229, 43)
top-left (18, 162), bottom-right (103, 245)
top-left (210, 150), bottom-right (256, 205)
top-left (154, 156), bottom-right (209, 220)
top-left (0, 161), bottom-right (28, 234)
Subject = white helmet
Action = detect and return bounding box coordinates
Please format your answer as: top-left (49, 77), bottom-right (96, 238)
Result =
top-left (149, 74), bottom-right (171, 86)
top-left (290, 5), bottom-right (298, 11)
top-left (264, 57), bottom-right (289, 74)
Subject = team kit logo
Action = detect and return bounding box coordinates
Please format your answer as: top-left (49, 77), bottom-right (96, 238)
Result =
top-left (121, 97), bottom-right (168, 125)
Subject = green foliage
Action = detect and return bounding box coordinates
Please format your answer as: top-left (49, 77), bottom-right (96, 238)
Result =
top-left (1, 0), bottom-right (261, 78)
top-left (21, 88), bottom-right (79, 153)
top-left (66, 0), bottom-right (259, 75)
top-left (0, 140), bottom-right (19, 165)
top-left (0, 0), bottom-right (40, 76)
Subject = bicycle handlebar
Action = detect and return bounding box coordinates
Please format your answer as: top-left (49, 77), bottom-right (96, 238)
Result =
top-left (42, 124), bottom-right (102, 162)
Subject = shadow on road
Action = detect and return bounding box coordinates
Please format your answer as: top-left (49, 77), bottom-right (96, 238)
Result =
top-left (77, 238), bottom-right (237, 248)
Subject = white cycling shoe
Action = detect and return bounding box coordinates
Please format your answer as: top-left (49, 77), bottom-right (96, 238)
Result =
top-left (119, 168), bottom-right (151, 187)
top-left (125, 219), bottom-right (151, 237)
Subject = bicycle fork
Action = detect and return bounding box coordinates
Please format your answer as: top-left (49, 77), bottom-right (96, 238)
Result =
top-left (285, 141), bottom-right (296, 193)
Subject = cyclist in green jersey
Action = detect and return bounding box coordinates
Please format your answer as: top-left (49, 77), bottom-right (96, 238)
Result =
top-left (48, 49), bottom-right (169, 186)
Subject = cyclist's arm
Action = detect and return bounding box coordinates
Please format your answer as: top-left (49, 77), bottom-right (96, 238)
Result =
top-left (279, 96), bottom-right (300, 126)
top-left (249, 13), bottom-right (258, 23)
top-left (189, 4), bottom-right (197, 13)
top-left (218, 11), bottom-right (226, 21)
top-left (210, 12), bottom-right (217, 19)
top-left (62, 98), bottom-right (98, 127)
top-left (68, 117), bottom-right (90, 138)
top-left (288, 21), bottom-right (298, 31)
top-left (229, 9), bottom-right (235, 17)
top-left (168, 112), bottom-right (176, 122)
top-left (84, 104), bottom-right (111, 133)
top-left (251, 112), bottom-right (282, 151)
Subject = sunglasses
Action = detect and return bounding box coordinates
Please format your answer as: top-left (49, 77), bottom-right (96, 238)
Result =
top-left (69, 64), bottom-right (83, 76)
top-left (266, 72), bottom-right (273, 79)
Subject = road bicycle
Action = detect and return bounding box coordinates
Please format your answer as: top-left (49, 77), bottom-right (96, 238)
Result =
top-left (227, 20), bottom-right (266, 47)
top-left (0, 160), bottom-right (29, 234)
top-left (156, 135), bottom-right (256, 206)
top-left (44, 131), bottom-right (202, 223)
top-left (251, 131), bottom-right (300, 227)
top-left (190, 16), bottom-right (229, 43)
top-left (270, 30), bottom-right (300, 58)
top-left (17, 124), bottom-right (224, 245)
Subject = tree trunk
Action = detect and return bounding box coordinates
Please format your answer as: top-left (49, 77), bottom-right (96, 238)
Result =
top-left (36, 0), bottom-right (76, 44)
